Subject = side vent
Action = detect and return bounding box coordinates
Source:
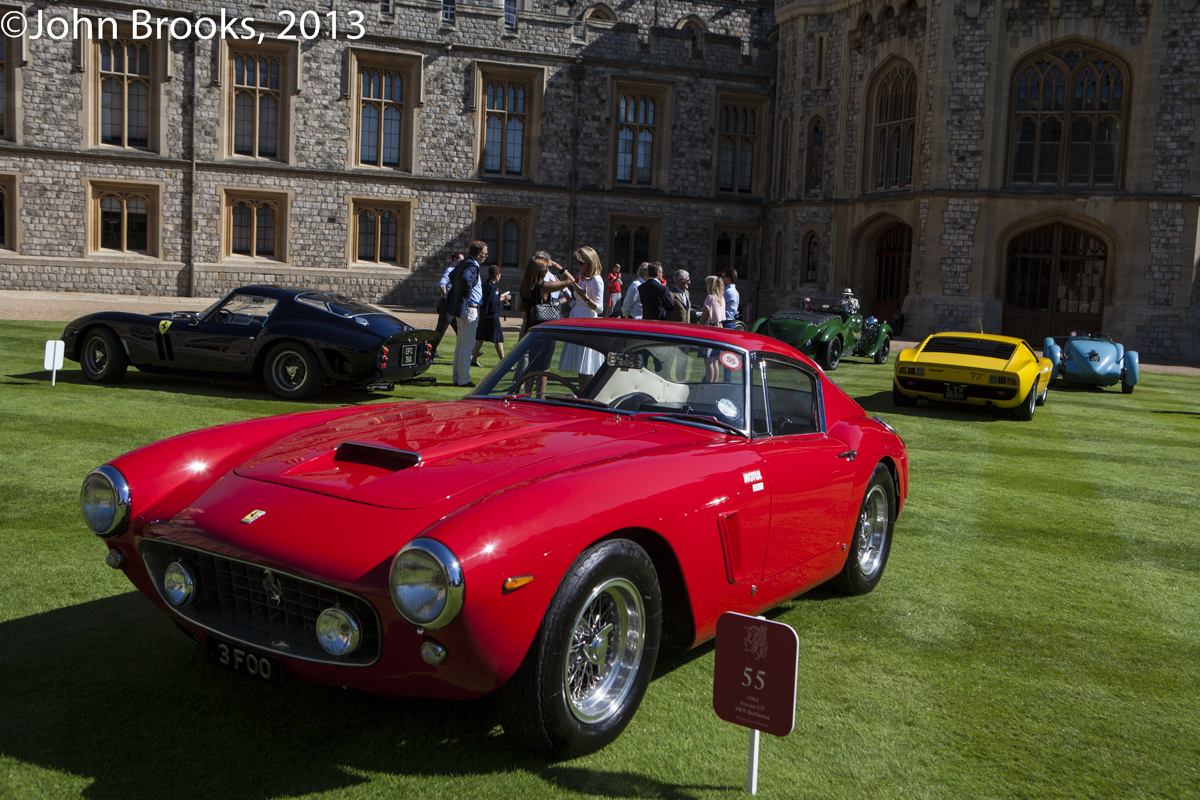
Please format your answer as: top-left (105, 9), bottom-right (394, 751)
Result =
top-left (334, 442), bottom-right (422, 471)
top-left (717, 512), bottom-right (742, 585)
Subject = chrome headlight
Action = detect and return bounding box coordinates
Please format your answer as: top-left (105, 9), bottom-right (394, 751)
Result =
top-left (316, 607), bottom-right (361, 656)
top-left (389, 539), bottom-right (464, 630)
top-left (80, 465), bottom-right (131, 538)
top-left (163, 561), bottom-right (195, 607)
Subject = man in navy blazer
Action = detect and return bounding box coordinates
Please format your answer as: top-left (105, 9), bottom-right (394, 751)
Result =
top-left (446, 241), bottom-right (485, 387)
top-left (637, 262), bottom-right (672, 321)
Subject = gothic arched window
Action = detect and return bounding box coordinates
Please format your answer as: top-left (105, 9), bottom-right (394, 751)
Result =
top-left (869, 62), bottom-right (917, 191)
top-left (1009, 44), bottom-right (1127, 186)
top-left (806, 116), bottom-right (825, 196)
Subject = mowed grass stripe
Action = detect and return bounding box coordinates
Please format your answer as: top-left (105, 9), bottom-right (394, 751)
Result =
top-left (1, 324), bottom-right (1199, 799)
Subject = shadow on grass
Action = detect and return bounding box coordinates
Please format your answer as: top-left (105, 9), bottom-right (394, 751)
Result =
top-left (0, 594), bottom-right (733, 799)
top-left (5, 368), bottom-right (412, 406)
top-left (854, 390), bottom-right (1026, 422)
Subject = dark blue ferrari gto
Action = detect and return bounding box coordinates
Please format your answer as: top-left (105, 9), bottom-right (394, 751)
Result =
top-left (61, 286), bottom-right (435, 400)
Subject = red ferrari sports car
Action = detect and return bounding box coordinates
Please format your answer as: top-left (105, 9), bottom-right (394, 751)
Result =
top-left (80, 318), bottom-right (908, 756)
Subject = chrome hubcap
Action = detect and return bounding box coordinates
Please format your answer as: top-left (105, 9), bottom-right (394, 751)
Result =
top-left (275, 353), bottom-right (306, 388)
top-left (856, 485), bottom-right (890, 578)
top-left (87, 341), bottom-right (108, 370)
top-left (564, 578), bottom-right (644, 724)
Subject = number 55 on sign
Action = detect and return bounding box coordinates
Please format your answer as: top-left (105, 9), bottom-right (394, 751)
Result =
top-left (712, 611), bottom-right (799, 738)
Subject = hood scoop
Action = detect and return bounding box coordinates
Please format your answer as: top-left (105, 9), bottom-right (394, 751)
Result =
top-left (232, 400), bottom-right (653, 510)
top-left (334, 441), bottom-right (421, 471)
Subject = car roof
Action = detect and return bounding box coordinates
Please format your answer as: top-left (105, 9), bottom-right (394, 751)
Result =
top-left (923, 331), bottom-right (1028, 346)
top-left (536, 317), bottom-right (816, 363)
top-left (231, 285), bottom-right (307, 300)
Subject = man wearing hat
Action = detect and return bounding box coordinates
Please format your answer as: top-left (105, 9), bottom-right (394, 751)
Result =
top-left (842, 288), bottom-right (860, 314)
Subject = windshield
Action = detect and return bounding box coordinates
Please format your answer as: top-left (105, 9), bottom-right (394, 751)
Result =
top-left (474, 328), bottom-right (750, 434)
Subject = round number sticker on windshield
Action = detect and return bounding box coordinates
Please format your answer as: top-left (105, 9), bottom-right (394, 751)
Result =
top-left (719, 352), bottom-right (742, 371)
top-left (717, 398), bottom-right (740, 419)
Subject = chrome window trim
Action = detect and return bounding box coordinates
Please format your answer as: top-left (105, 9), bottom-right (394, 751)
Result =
top-left (749, 353), bottom-right (827, 438)
top-left (474, 327), bottom-right (755, 436)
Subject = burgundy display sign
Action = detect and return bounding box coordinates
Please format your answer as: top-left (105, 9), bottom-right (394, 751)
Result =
top-left (712, 612), bottom-right (799, 737)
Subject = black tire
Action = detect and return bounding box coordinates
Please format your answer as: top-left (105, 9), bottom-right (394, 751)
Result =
top-left (829, 464), bottom-right (896, 595)
top-left (496, 539), bottom-right (662, 758)
top-left (819, 337), bottom-right (843, 371)
top-left (1036, 385), bottom-right (1048, 406)
top-left (263, 342), bottom-right (326, 400)
top-left (1014, 383), bottom-right (1037, 421)
top-left (873, 336), bottom-right (891, 365)
top-left (731, 320), bottom-right (747, 332)
top-left (79, 327), bottom-right (129, 384)
top-left (1121, 370), bottom-right (1134, 394)
top-left (892, 382), bottom-right (916, 407)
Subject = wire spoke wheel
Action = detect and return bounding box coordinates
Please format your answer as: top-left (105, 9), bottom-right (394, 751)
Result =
top-left (273, 351), bottom-right (309, 389)
top-left (264, 342), bottom-right (325, 400)
top-left (830, 464), bottom-right (895, 595)
top-left (855, 484), bottom-right (890, 580)
top-left (564, 577), bottom-right (644, 724)
top-left (85, 341), bottom-right (109, 374)
top-left (80, 328), bottom-right (128, 384)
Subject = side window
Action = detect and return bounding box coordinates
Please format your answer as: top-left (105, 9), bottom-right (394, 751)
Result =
top-left (752, 359), bottom-right (818, 436)
top-left (212, 295), bottom-right (277, 325)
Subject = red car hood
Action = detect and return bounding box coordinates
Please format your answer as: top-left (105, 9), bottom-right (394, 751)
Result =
top-left (233, 400), bottom-right (650, 510)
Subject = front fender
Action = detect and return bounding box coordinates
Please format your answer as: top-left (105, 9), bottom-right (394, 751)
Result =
top-left (1122, 350), bottom-right (1139, 386)
top-left (102, 406), bottom-right (376, 535)
top-left (421, 437), bottom-right (771, 687)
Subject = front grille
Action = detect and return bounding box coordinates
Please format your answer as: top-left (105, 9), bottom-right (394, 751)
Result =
top-left (922, 337), bottom-right (1017, 360)
top-left (140, 539), bottom-right (381, 666)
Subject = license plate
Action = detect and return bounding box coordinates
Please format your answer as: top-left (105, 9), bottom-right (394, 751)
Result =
top-left (400, 343), bottom-right (417, 366)
top-left (944, 383), bottom-right (967, 401)
top-left (207, 636), bottom-right (283, 686)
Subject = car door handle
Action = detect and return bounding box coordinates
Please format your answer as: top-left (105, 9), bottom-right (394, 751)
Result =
top-left (837, 450), bottom-right (857, 461)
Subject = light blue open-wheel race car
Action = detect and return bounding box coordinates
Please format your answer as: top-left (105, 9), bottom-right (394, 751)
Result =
top-left (1043, 332), bottom-right (1139, 394)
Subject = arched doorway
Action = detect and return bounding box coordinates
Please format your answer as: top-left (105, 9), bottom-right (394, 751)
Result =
top-left (1002, 223), bottom-right (1106, 343)
top-left (873, 224), bottom-right (911, 323)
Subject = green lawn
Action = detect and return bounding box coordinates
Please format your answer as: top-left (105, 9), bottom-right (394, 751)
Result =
top-left (1, 321), bottom-right (1197, 799)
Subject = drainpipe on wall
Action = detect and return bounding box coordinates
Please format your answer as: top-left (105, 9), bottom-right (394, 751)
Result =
top-left (568, 62), bottom-right (584, 253)
top-left (186, 40), bottom-right (198, 298)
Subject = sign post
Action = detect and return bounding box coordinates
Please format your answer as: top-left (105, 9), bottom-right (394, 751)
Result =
top-left (712, 612), bottom-right (799, 795)
top-left (44, 340), bottom-right (65, 387)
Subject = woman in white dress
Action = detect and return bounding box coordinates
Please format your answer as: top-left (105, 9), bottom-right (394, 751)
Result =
top-left (558, 246), bottom-right (604, 392)
top-left (698, 275), bottom-right (726, 382)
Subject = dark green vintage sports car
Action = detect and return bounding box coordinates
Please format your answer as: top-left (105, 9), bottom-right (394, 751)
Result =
top-left (750, 298), bottom-right (893, 370)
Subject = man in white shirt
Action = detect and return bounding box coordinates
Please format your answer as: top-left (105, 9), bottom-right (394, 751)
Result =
top-left (720, 268), bottom-right (740, 328)
top-left (621, 263), bottom-right (651, 319)
top-left (433, 253), bottom-right (463, 358)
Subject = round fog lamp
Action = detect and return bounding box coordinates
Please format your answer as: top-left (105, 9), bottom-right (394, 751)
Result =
top-left (420, 640), bottom-right (447, 665)
top-left (316, 607), bottom-right (361, 656)
top-left (163, 561), bottom-right (195, 607)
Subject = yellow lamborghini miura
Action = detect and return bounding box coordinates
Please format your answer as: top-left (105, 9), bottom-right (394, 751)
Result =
top-left (893, 332), bottom-right (1053, 420)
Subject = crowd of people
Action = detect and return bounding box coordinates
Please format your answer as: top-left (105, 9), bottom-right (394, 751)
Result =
top-left (435, 241), bottom-right (745, 388)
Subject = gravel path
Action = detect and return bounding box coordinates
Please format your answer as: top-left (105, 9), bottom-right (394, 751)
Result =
top-left (3, 289), bottom-right (1196, 376)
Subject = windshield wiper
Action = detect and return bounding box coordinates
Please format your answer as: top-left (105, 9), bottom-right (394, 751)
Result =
top-left (631, 412), bottom-right (746, 437)
top-left (496, 391), bottom-right (608, 409)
